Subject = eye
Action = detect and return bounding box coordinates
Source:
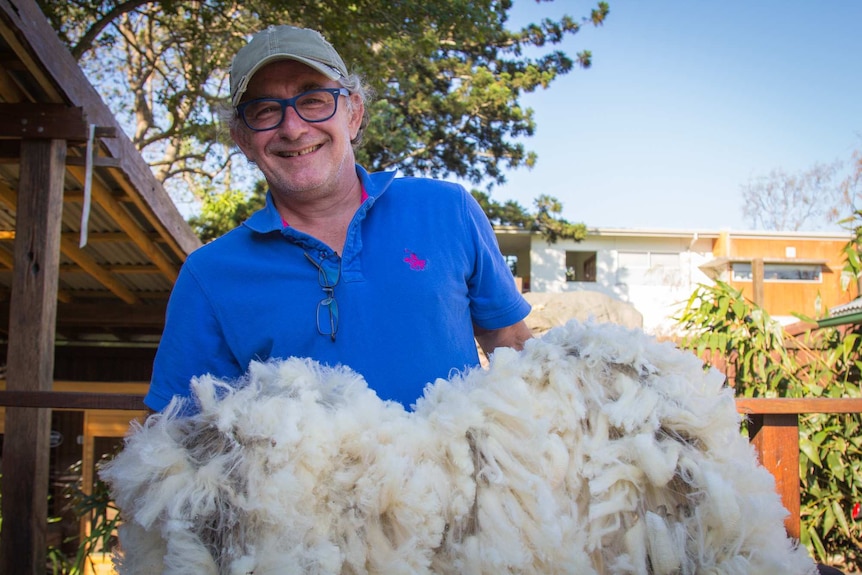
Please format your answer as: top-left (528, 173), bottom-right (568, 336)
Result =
top-left (246, 100), bottom-right (281, 119)
top-left (297, 92), bottom-right (329, 108)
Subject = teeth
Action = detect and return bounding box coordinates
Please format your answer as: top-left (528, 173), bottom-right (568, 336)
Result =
top-left (282, 144), bottom-right (320, 157)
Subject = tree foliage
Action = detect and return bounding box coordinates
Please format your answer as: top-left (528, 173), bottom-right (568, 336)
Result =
top-left (471, 189), bottom-right (587, 243)
top-left (38, 0), bottom-right (608, 208)
top-left (842, 209), bottom-right (862, 294)
top-left (187, 180), bottom-right (267, 242)
top-left (838, 150), bottom-right (862, 292)
top-left (675, 278), bottom-right (862, 569)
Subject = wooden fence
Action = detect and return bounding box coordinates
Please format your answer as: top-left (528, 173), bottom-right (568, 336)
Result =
top-left (736, 397), bottom-right (862, 539)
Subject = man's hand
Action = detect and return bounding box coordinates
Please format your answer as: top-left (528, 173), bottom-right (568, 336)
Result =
top-left (474, 320), bottom-right (533, 356)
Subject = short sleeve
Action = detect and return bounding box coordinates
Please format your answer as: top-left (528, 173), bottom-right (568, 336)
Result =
top-left (145, 262), bottom-right (244, 411)
top-left (462, 190), bottom-right (531, 330)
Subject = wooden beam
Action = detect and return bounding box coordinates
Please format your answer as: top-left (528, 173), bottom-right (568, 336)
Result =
top-left (0, 242), bottom-right (13, 267)
top-left (0, 243), bottom-right (73, 302)
top-left (58, 236), bottom-right (140, 304)
top-left (0, 390), bottom-right (146, 410)
top-left (60, 231), bottom-right (162, 243)
top-left (0, 0), bottom-right (201, 260)
top-left (65, 188), bottom-right (129, 203)
top-left (0, 176), bottom-right (15, 207)
top-left (0, 65), bottom-right (27, 101)
top-left (748, 413), bottom-right (800, 540)
top-left (55, 301), bottom-right (166, 328)
top-left (0, 103), bottom-right (89, 140)
top-left (67, 165), bottom-right (179, 282)
top-left (65, 155), bottom-right (121, 168)
top-left (0, 180), bottom-right (169, 301)
top-left (735, 397), bottom-right (862, 542)
top-left (59, 262), bottom-right (163, 275)
top-left (752, 257), bottom-right (765, 306)
top-left (736, 397), bottom-right (862, 414)
top-left (106, 166), bottom-right (194, 263)
top-left (1, 231), bottom-right (163, 246)
top-left (53, 289), bottom-right (167, 300)
top-left (0, 138), bottom-right (65, 575)
top-left (0, 140), bottom-right (120, 166)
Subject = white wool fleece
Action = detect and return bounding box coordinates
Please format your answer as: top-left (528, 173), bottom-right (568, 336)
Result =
top-left (101, 320), bottom-right (818, 575)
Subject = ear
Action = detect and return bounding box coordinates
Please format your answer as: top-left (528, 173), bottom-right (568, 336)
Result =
top-left (348, 94), bottom-right (364, 140)
top-left (230, 122), bottom-right (255, 161)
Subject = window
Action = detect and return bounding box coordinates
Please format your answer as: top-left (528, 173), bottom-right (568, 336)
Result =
top-left (504, 254), bottom-right (518, 276)
top-left (650, 252), bottom-right (680, 268)
top-left (618, 251), bottom-right (679, 269)
top-left (617, 251), bottom-right (681, 285)
top-left (732, 262), bottom-right (822, 282)
top-left (566, 251), bottom-right (597, 282)
top-left (618, 251), bottom-right (649, 268)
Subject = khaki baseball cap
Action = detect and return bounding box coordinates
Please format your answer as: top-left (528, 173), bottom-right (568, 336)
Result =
top-left (230, 25), bottom-right (348, 106)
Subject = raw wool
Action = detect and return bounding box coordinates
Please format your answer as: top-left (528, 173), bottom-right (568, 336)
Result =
top-left (100, 320), bottom-right (817, 575)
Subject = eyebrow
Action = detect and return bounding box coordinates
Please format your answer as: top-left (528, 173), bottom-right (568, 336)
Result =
top-left (298, 81), bottom-right (326, 92)
top-left (249, 82), bottom-right (331, 101)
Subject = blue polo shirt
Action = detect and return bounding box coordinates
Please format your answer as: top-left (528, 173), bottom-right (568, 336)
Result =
top-left (145, 166), bottom-right (530, 411)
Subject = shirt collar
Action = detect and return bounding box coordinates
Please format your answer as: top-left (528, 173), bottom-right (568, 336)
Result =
top-left (242, 164), bottom-right (397, 234)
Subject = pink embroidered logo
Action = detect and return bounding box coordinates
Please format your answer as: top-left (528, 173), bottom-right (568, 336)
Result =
top-left (403, 250), bottom-right (427, 271)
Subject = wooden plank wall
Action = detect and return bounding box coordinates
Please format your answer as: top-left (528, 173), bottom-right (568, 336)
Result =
top-left (725, 236), bottom-right (858, 317)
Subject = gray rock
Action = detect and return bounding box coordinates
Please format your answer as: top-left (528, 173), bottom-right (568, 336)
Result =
top-left (523, 291), bottom-right (643, 334)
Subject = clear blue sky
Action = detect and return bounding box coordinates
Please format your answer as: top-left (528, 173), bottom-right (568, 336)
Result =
top-left (483, 0), bottom-right (862, 231)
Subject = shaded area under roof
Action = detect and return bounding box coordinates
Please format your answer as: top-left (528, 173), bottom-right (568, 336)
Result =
top-left (0, 0), bottom-right (201, 345)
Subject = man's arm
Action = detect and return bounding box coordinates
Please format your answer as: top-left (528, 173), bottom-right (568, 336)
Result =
top-left (474, 320), bottom-right (533, 356)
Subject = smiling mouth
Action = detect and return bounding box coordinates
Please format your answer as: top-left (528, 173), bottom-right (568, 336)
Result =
top-left (279, 144), bottom-right (322, 158)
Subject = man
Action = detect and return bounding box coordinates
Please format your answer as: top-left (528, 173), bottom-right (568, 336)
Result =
top-left (144, 25), bottom-right (532, 412)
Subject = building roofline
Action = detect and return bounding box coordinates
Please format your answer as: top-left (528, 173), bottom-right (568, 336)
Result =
top-left (493, 225), bottom-right (854, 241)
top-left (587, 228), bottom-right (721, 239)
top-left (809, 296), bottom-right (862, 328)
top-left (817, 310), bottom-right (862, 328)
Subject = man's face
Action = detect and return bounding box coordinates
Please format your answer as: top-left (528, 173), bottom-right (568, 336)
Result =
top-left (231, 60), bottom-right (363, 200)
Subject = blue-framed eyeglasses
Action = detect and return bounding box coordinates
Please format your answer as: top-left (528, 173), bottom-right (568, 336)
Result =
top-left (304, 252), bottom-right (340, 342)
top-left (237, 88), bottom-right (350, 131)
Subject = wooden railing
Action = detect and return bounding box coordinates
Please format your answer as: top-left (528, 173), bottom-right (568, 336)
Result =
top-left (736, 397), bottom-right (862, 539)
top-left (0, 389), bottom-right (146, 411)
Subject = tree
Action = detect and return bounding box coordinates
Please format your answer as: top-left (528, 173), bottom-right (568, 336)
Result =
top-left (471, 190), bottom-right (587, 243)
top-left (187, 180), bottom-right (267, 243)
top-left (38, 0), bottom-right (609, 209)
top-left (740, 161), bottom-right (846, 231)
top-left (840, 208), bottom-right (862, 295)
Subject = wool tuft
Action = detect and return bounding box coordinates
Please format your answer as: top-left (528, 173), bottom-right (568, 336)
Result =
top-left (101, 320), bottom-right (817, 575)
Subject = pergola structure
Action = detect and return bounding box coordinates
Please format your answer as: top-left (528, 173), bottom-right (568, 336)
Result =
top-left (0, 0), bottom-right (201, 572)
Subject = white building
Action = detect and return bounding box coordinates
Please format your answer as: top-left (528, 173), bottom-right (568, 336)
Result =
top-left (495, 226), bottom-right (857, 335)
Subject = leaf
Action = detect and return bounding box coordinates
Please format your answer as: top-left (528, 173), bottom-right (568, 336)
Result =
top-left (823, 505), bottom-right (835, 535)
top-left (799, 439), bottom-right (823, 468)
top-left (812, 430), bottom-right (829, 447)
top-left (832, 499), bottom-right (851, 537)
top-left (807, 524), bottom-right (827, 562)
top-left (717, 294), bottom-right (729, 320)
top-left (826, 451), bottom-right (842, 476)
top-left (731, 298), bottom-right (746, 318)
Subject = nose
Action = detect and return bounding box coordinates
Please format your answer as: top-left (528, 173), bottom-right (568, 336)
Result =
top-left (274, 104), bottom-right (307, 138)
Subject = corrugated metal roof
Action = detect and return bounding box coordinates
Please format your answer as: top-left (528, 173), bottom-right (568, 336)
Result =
top-left (0, 5), bottom-right (202, 344)
top-left (829, 297), bottom-right (862, 317)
